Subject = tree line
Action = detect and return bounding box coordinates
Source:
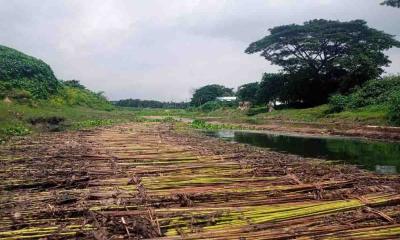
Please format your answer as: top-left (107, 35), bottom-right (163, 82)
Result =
top-left (190, 17), bottom-right (400, 108)
top-left (117, 1), bottom-right (400, 109)
top-left (113, 98), bottom-right (189, 109)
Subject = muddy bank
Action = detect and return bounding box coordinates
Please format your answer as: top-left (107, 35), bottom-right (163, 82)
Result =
top-left (1, 123), bottom-right (400, 239)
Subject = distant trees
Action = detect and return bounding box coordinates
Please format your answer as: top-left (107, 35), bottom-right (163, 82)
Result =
top-left (256, 73), bottom-right (287, 105)
top-left (381, 0), bottom-right (400, 7)
top-left (246, 19), bottom-right (400, 106)
top-left (191, 84), bottom-right (234, 106)
top-left (236, 82), bottom-right (259, 103)
top-left (114, 99), bottom-right (189, 109)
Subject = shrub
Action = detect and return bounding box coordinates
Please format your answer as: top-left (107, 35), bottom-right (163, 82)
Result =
top-left (347, 76), bottom-right (400, 108)
top-left (9, 89), bottom-right (33, 103)
top-left (72, 119), bottom-right (115, 129)
top-left (328, 94), bottom-right (349, 113)
top-left (190, 119), bottom-right (237, 130)
top-left (246, 106), bottom-right (269, 116)
top-left (198, 101), bottom-right (223, 112)
top-left (327, 75), bottom-right (400, 113)
top-left (0, 125), bottom-right (31, 136)
top-left (388, 91), bottom-right (400, 125)
top-left (0, 45), bottom-right (60, 99)
top-left (50, 85), bottom-right (113, 111)
top-left (0, 84), bottom-right (7, 99)
top-left (198, 100), bottom-right (237, 112)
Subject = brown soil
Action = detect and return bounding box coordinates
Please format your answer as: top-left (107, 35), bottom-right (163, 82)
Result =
top-left (1, 122), bottom-right (400, 239)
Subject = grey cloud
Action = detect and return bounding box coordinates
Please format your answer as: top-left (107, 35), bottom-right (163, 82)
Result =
top-left (0, 0), bottom-right (399, 101)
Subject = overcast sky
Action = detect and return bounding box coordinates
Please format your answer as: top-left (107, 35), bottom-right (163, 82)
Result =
top-left (1, 0), bottom-right (399, 101)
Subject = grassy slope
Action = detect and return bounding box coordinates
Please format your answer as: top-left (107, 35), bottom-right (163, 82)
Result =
top-left (127, 104), bottom-right (389, 126)
top-left (0, 101), bottom-right (138, 142)
top-left (256, 105), bottom-right (388, 125)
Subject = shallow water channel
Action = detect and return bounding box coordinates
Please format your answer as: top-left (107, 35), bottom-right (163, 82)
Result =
top-left (204, 130), bottom-right (400, 174)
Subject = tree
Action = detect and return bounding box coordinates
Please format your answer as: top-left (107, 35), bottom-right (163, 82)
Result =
top-left (381, 0), bottom-right (400, 7)
top-left (256, 73), bottom-right (288, 105)
top-left (191, 84), bottom-right (233, 106)
top-left (246, 19), bottom-right (400, 105)
top-left (237, 82), bottom-right (259, 103)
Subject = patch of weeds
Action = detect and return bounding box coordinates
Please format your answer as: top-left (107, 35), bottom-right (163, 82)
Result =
top-left (246, 107), bottom-right (269, 116)
top-left (161, 117), bottom-right (178, 123)
top-left (0, 125), bottom-right (31, 137)
top-left (190, 119), bottom-right (238, 130)
top-left (72, 119), bottom-right (115, 129)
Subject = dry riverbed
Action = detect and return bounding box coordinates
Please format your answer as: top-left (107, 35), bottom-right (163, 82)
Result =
top-left (1, 122), bottom-right (400, 239)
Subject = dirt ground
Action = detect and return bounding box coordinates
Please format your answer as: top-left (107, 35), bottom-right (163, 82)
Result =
top-left (1, 122), bottom-right (400, 239)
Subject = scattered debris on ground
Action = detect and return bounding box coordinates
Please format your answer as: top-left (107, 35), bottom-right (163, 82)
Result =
top-left (1, 122), bottom-right (400, 239)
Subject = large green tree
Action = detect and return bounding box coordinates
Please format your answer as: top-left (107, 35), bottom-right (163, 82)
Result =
top-left (256, 73), bottom-right (286, 104)
top-left (246, 19), bottom-right (400, 105)
top-left (381, 0), bottom-right (400, 7)
top-left (191, 84), bottom-right (233, 106)
top-left (236, 82), bottom-right (259, 103)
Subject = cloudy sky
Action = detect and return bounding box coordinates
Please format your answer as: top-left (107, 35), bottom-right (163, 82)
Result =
top-left (1, 0), bottom-right (399, 101)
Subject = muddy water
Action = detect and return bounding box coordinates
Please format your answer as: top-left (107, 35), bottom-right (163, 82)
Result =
top-left (205, 130), bottom-right (400, 174)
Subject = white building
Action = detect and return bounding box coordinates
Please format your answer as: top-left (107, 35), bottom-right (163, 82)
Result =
top-left (216, 96), bottom-right (237, 102)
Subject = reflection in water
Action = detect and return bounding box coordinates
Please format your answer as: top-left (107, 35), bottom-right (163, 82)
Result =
top-left (375, 165), bottom-right (397, 174)
top-left (205, 130), bottom-right (400, 174)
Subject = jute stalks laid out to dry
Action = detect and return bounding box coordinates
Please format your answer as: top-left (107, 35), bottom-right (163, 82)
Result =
top-left (0, 122), bottom-right (400, 239)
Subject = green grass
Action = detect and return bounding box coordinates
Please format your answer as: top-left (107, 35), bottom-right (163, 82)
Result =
top-left (328, 105), bottom-right (388, 125)
top-left (257, 105), bottom-right (330, 122)
top-left (252, 104), bottom-right (388, 125)
top-left (2, 102), bottom-right (389, 144)
top-left (120, 104), bottom-right (391, 127)
top-left (0, 101), bottom-right (138, 143)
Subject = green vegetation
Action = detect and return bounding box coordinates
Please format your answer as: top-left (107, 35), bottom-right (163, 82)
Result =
top-left (50, 84), bottom-right (112, 110)
top-left (185, 20), bottom-right (400, 127)
top-left (236, 82), bottom-right (259, 104)
top-left (0, 45), bottom-right (60, 99)
top-left (190, 119), bottom-right (237, 130)
top-left (326, 75), bottom-right (400, 125)
top-left (245, 19), bottom-right (400, 106)
top-left (0, 45), bottom-right (139, 143)
top-left (113, 98), bottom-right (189, 109)
top-left (197, 100), bottom-right (237, 112)
top-left (191, 84), bottom-right (234, 106)
top-left (0, 101), bottom-right (138, 142)
top-left (388, 91), bottom-right (400, 125)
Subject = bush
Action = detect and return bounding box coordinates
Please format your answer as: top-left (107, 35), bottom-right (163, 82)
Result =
top-left (198, 101), bottom-right (223, 112)
top-left (0, 83), bottom-right (7, 99)
top-left (190, 119), bottom-right (235, 130)
top-left (246, 106), bottom-right (269, 116)
top-left (328, 94), bottom-right (349, 113)
top-left (50, 85), bottom-right (113, 111)
top-left (0, 45), bottom-right (60, 99)
top-left (388, 91), bottom-right (400, 125)
top-left (347, 76), bottom-right (400, 108)
top-left (327, 76), bottom-right (400, 113)
top-left (0, 125), bottom-right (31, 136)
top-left (198, 100), bottom-right (237, 112)
top-left (72, 119), bottom-right (115, 129)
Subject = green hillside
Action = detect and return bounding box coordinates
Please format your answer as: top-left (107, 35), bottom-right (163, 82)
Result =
top-left (0, 45), bottom-right (60, 99)
top-left (0, 45), bottom-right (136, 143)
